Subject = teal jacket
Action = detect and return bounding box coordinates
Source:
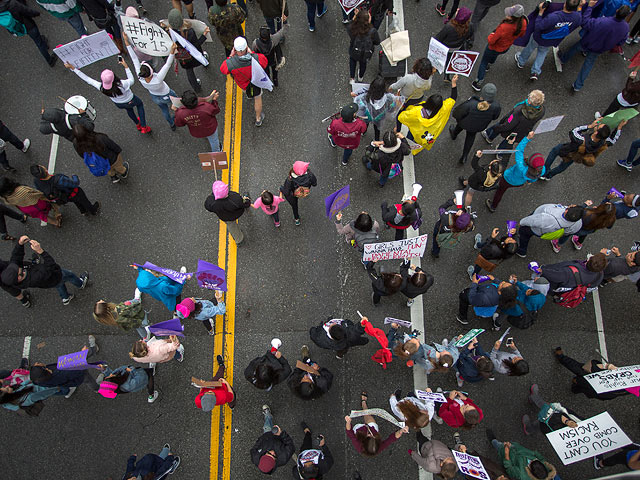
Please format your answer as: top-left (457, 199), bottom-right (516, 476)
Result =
top-left (2, 382), bottom-right (60, 411)
top-left (503, 138), bottom-right (545, 186)
top-left (136, 269), bottom-right (184, 312)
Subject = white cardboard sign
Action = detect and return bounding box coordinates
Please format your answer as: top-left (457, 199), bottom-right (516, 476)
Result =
top-left (384, 317), bottom-right (412, 328)
top-left (53, 30), bottom-right (119, 68)
top-left (362, 234), bottom-right (428, 261)
top-left (428, 37), bottom-right (449, 74)
top-left (452, 450), bottom-right (490, 480)
top-left (121, 16), bottom-right (172, 56)
top-left (415, 390), bottom-right (447, 403)
top-left (534, 115), bottom-right (564, 134)
top-left (584, 364), bottom-right (640, 394)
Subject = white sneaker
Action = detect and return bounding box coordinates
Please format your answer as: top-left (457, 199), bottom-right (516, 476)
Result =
top-left (349, 78), bottom-right (355, 84)
top-left (432, 414), bottom-right (443, 424)
top-left (21, 139), bottom-right (30, 153)
top-left (176, 344), bottom-right (185, 362)
top-left (594, 111), bottom-right (602, 120)
top-left (456, 372), bottom-right (464, 387)
top-left (179, 266), bottom-right (187, 273)
top-left (64, 386), bottom-right (77, 398)
top-left (148, 390), bottom-right (159, 403)
top-left (134, 288), bottom-right (142, 300)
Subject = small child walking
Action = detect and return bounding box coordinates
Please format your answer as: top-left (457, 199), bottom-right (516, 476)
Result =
top-left (251, 190), bottom-right (285, 227)
top-left (176, 291), bottom-right (226, 335)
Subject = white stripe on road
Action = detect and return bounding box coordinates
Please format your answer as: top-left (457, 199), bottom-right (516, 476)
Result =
top-left (22, 336), bottom-right (31, 359)
top-left (592, 289), bottom-right (608, 361)
top-left (41, 134), bottom-right (60, 227)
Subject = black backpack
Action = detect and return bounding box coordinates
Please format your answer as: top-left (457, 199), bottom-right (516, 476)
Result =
top-left (350, 30), bottom-right (375, 62)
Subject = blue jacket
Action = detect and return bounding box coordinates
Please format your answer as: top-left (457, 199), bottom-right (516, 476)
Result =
top-left (467, 282), bottom-right (500, 307)
top-left (455, 343), bottom-right (491, 382)
top-left (604, 196), bottom-right (640, 219)
top-left (123, 453), bottom-right (174, 478)
top-left (104, 365), bottom-right (149, 393)
top-left (1, 382), bottom-right (60, 411)
top-left (136, 269), bottom-right (184, 311)
top-left (533, 9), bottom-right (582, 47)
top-left (502, 281), bottom-right (547, 316)
top-left (597, 0), bottom-right (640, 17)
top-left (580, 7), bottom-right (629, 53)
top-left (176, 299), bottom-right (226, 321)
top-left (503, 137), bottom-right (545, 186)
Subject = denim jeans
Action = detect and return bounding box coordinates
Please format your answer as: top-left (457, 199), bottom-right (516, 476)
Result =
top-left (544, 143), bottom-right (572, 178)
top-left (476, 45), bottom-right (503, 83)
top-left (27, 26), bottom-right (52, 62)
top-left (149, 89), bottom-right (177, 127)
top-left (560, 41), bottom-right (600, 91)
top-left (56, 269), bottom-right (83, 299)
top-left (491, 439), bottom-right (503, 451)
top-left (66, 12), bottom-right (87, 37)
top-left (304, 0), bottom-right (325, 28)
top-left (366, 161), bottom-right (388, 186)
top-left (625, 138), bottom-right (640, 166)
top-left (265, 16), bottom-right (283, 34)
top-left (342, 148), bottom-right (353, 164)
top-left (263, 410), bottom-right (274, 433)
top-left (159, 445), bottom-right (170, 459)
top-left (206, 129), bottom-right (221, 152)
top-left (115, 95), bottom-right (146, 126)
top-left (517, 36), bottom-right (550, 75)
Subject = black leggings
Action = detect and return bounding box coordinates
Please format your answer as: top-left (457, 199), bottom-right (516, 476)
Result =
top-left (555, 352), bottom-right (589, 376)
top-left (441, 0), bottom-right (460, 20)
top-left (299, 431), bottom-right (313, 452)
top-left (144, 367), bottom-right (155, 395)
top-left (284, 194), bottom-right (300, 220)
top-left (452, 125), bottom-right (478, 164)
top-left (602, 446), bottom-right (638, 467)
top-left (0, 204), bottom-right (23, 235)
top-left (632, 17), bottom-right (640, 38)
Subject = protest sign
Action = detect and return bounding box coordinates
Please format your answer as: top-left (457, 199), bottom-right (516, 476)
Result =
top-left (325, 185), bottom-right (350, 217)
top-left (415, 390), bottom-right (447, 403)
top-left (349, 408), bottom-right (404, 427)
top-left (54, 30), bottom-right (118, 68)
top-left (600, 108), bottom-right (639, 129)
top-left (445, 51), bottom-right (479, 77)
top-left (148, 318), bottom-right (185, 337)
top-left (57, 349), bottom-right (103, 371)
top-left (121, 16), bottom-right (172, 56)
top-left (362, 234), bottom-right (428, 261)
top-left (338, 0), bottom-right (365, 15)
top-left (384, 317), bottom-right (412, 328)
top-left (452, 329), bottom-right (484, 347)
top-left (169, 29), bottom-right (209, 66)
top-left (452, 450), bottom-right (490, 480)
top-left (160, 18), bottom-right (212, 42)
top-left (191, 377), bottom-right (222, 388)
top-left (251, 56), bottom-right (274, 91)
top-left (481, 149), bottom-right (516, 155)
top-left (534, 115), bottom-right (565, 134)
top-left (406, 137), bottom-right (423, 151)
top-left (428, 37), bottom-right (449, 74)
top-left (351, 82), bottom-right (369, 96)
top-left (196, 259), bottom-right (227, 291)
top-left (584, 365), bottom-right (640, 395)
top-left (134, 262), bottom-right (191, 284)
top-left (546, 412), bottom-right (631, 465)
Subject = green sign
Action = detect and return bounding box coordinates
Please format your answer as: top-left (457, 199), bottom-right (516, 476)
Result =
top-left (452, 328), bottom-right (485, 348)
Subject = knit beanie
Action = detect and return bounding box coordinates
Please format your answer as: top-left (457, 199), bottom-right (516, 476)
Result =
top-left (212, 180), bottom-right (229, 199)
top-left (480, 83), bottom-right (497, 102)
top-left (168, 9), bottom-right (184, 29)
top-left (176, 298), bottom-right (196, 318)
top-left (292, 161), bottom-right (309, 176)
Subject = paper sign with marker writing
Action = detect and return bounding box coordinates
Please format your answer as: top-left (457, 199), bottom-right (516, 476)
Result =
top-left (196, 259), bottom-right (227, 291)
top-left (406, 137), bottom-right (423, 151)
top-left (452, 450), bottom-right (490, 480)
top-left (362, 234), bottom-right (428, 261)
top-left (452, 329), bottom-right (484, 347)
top-left (54, 30), bottom-right (118, 68)
top-left (170, 29), bottom-right (208, 66)
top-left (584, 364), bottom-right (640, 395)
top-left (546, 412), bottom-right (631, 465)
top-left (384, 317), bottom-right (412, 328)
top-left (428, 37), bottom-right (449, 74)
top-left (121, 16), bottom-right (172, 56)
top-left (325, 185), bottom-right (350, 217)
top-left (351, 82), bottom-right (369, 96)
top-left (134, 262), bottom-right (190, 284)
top-left (338, 0), bottom-right (365, 15)
top-left (534, 115), bottom-right (564, 134)
top-left (57, 350), bottom-right (103, 370)
top-left (445, 50), bottom-right (479, 77)
top-left (415, 390), bottom-right (447, 403)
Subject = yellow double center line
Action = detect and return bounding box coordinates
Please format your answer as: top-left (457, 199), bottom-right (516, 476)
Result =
top-left (210, 75), bottom-right (242, 480)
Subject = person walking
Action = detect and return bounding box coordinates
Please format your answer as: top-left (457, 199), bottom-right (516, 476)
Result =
top-left (166, 9), bottom-right (210, 93)
top-left (251, 405), bottom-right (295, 474)
top-left (130, 335), bottom-right (185, 366)
top-left (353, 76), bottom-right (403, 141)
top-left (93, 294), bottom-right (150, 338)
top-left (0, 119), bottom-right (30, 173)
top-left (335, 211), bottom-right (379, 267)
top-left (594, 447), bottom-right (640, 471)
top-left (553, 202), bottom-right (616, 252)
top-left (0, 378), bottom-right (59, 414)
top-left (287, 345), bottom-right (333, 400)
top-left (176, 291), bottom-right (226, 335)
top-left (0, 203), bottom-right (26, 241)
top-left (257, 0), bottom-right (287, 34)
top-left (431, 197), bottom-right (474, 258)
top-left (490, 336), bottom-right (529, 376)
top-left (121, 445), bottom-right (181, 479)
top-left (205, 180), bottom-right (251, 245)
top-left (541, 253), bottom-right (607, 294)
top-left (208, 0), bottom-right (247, 57)
top-left (328, 103), bottom-right (368, 166)
top-left (72, 124), bottom-right (129, 183)
top-left (617, 136), bottom-right (640, 171)
top-left (601, 191), bottom-right (640, 223)
top-left (522, 384), bottom-right (582, 435)
top-left (515, 204), bottom-right (584, 257)
top-left (388, 323), bottom-right (458, 373)
top-left (65, 60), bottom-right (150, 134)
top-left (31, 164), bottom-right (100, 217)
top-left (133, 264), bottom-right (187, 312)
top-left (77, 0), bottom-right (125, 53)
top-left (251, 190), bottom-right (285, 228)
top-left (390, 388), bottom-right (435, 429)
top-left (174, 90), bottom-right (222, 151)
top-left (0, 0), bottom-right (58, 66)
top-left (279, 161), bottom-right (317, 226)
top-left (0, 253), bottom-right (31, 308)
top-left (348, 9), bottom-right (380, 83)
top-left (1, 236), bottom-right (88, 305)
top-left (391, 58), bottom-right (437, 129)
top-left (601, 247), bottom-right (640, 285)
top-left (309, 317), bottom-right (369, 359)
top-left (244, 342), bottom-right (292, 389)
top-left (472, 5), bottom-right (527, 90)
top-left (365, 131), bottom-right (411, 185)
top-left (0, 177), bottom-right (60, 226)
top-left (434, 8), bottom-right (474, 81)
top-left (366, 261), bottom-right (406, 306)
top-left (598, 70), bottom-right (640, 118)
top-left (458, 151), bottom-right (504, 208)
top-left (485, 429), bottom-right (558, 480)
top-left (450, 83), bottom-right (501, 164)
top-left (455, 336), bottom-right (494, 386)
top-left (220, 36), bottom-right (269, 126)
top-left (500, 277), bottom-right (548, 327)
top-left (408, 433), bottom-right (458, 478)
top-left (400, 259), bottom-right (433, 307)
top-left (559, 2), bottom-right (629, 92)
top-left (39, 106), bottom-right (94, 144)
top-left (345, 392), bottom-right (409, 457)
top-left (252, 24), bottom-right (287, 88)
top-left (98, 364), bottom-right (158, 403)
top-left (304, 0), bottom-right (327, 32)
top-left (468, 226), bottom-right (517, 278)
top-left (193, 355), bottom-right (237, 411)
top-left (35, 0), bottom-right (86, 37)
top-left (381, 194), bottom-right (421, 241)
top-left (486, 132), bottom-right (544, 213)
top-left (292, 422), bottom-right (334, 479)
top-left (456, 273), bottom-right (518, 329)
top-left (514, 0), bottom-right (582, 81)
top-left (433, 390), bottom-right (483, 429)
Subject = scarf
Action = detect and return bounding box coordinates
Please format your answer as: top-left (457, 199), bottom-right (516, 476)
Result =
top-left (3, 186), bottom-right (45, 207)
top-left (483, 160), bottom-right (500, 188)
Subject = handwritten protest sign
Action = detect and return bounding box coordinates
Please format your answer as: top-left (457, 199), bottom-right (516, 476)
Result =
top-left (196, 259), bottom-right (227, 291)
top-left (362, 234), bottom-right (428, 261)
top-left (445, 50), bottom-right (479, 77)
top-left (384, 317), bottom-right (412, 328)
top-left (148, 318), bottom-right (185, 337)
top-left (584, 365), bottom-right (640, 395)
top-left (338, 0), bottom-right (365, 15)
top-left (534, 115), bottom-right (564, 134)
top-left (121, 16), bottom-right (172, 56)
top-left (325, 185), bottom-right (350, 217)
top-left (428, 37), bottom-right (449, 74)
top-left (134, 262), bottom-right (191, 284)
top-left (415, 390), bottom-right (447, 403)
top-left (351, 82), bottom-right (369, 96)
top-left (452, 450), bottom-right (490, 480)
top-left (600, 108), bottom-right (639, 129)
top-left (57, 350), bottom-right (103, 371)
top-left (546, 412), bottom-right (631, 465)
top-left (452, 329), bottom-right (484, 347)
top-left (406, 137), bottom-right (422, 151)
top-left (169, 29), bottom-right (209, 66)
top-left (54, 30), bottom-right (118, 68)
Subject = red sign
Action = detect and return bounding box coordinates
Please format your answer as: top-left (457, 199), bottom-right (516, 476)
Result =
top-left (445, 50), bottom-right (480, 77)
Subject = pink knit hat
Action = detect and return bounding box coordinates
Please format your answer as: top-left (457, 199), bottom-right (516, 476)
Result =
top-left (98, 381), bottom-right (118, 399)
top-left (125, 6), bottom-right (139, 17)
top-left (212, 180), bottom-right (229, 199)
top-left (176, 298), bottom-right (196, 318)
top-left (101, 69), bottom-right (115, 90)
top-left (292, 161), bottom-right (309, 176)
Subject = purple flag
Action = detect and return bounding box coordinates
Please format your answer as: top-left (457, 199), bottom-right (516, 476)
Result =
top-left (134, 262), bottom-right (191, 284)
top-left (57, 350), bottom-right (103, 371)
top-left (196, 259), bottom-right (227, 291)
top-left (324, 185), bottom-right (350, 217)
top-left (148, 318), bottom-right (185, 337)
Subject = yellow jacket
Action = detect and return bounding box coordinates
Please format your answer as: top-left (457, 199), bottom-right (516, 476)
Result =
top-left (398, 98), bottom-right (456, 154)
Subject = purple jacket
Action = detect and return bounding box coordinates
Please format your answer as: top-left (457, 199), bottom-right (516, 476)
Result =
top-left (533, 9), bottom-right (582, 46)
top-left (579, 6), bottom-right (629, 52)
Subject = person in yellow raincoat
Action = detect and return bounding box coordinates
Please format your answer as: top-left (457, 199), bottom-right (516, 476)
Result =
top-left (398, 74), bottom-right (458, 154)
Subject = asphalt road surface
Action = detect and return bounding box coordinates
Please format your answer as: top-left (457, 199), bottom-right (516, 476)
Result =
top-left (1, 1), bottom-right (639, 479)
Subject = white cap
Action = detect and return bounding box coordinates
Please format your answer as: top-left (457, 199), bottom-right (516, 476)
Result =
top-left (234, 36), bottom-right (248, 52)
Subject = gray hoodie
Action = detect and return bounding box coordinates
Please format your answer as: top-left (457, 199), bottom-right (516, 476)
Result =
top-left (390, 73), bottom-right (432, 101)
top-left (519, 204), bottom-right (582, 236)
top-left (410, 439), bottom-right (455, 473)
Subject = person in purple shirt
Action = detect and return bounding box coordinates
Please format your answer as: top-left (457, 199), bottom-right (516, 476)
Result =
top-left (515, 0), bottom-right (581, 80)
top-left (560, 1), bottom-right (630, 91)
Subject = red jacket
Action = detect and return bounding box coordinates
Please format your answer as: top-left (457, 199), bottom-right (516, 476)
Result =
top-left (438, 396), bottom-right (483, 428)
top-left (174, 101), bottom-right (221, 138)
top-left (194, 384), bottom-right (233, 409)
top-left (220, 53), bottom-right (268, 90)
top-left (487, 19), bottom-right (527, 52)
top-left (328, 118), bottom-right (368, 149)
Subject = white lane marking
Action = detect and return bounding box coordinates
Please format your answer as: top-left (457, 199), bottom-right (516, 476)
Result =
top-left (592, 289), bottom-right (608, 361)
top-left (41, 134), bottom-right (60, 227)
top-left (22, 336), bottom-right (31, 359)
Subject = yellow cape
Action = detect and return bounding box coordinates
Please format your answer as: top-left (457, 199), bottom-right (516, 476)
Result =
top-left (398, 97), bottom-right (456, 154)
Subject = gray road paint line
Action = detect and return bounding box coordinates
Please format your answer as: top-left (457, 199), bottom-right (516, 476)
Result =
top-left (41, 134), bottom-right (60, 227)
top-left (592, 289), bottom-right (608, 362)
top-left (22, 336), bottom-right (31, 360)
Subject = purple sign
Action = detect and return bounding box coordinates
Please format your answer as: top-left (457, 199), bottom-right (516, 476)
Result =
top-left (134, 262), bottom-right (191, 284)
top-left (148, 318), bottom-right (185, 337)
top-left (324, 185), bottom-right (350, 217)
top-left (196, 259), bottom-right (227, 291)
top-left (57, 349), bottom-right (103, 371)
